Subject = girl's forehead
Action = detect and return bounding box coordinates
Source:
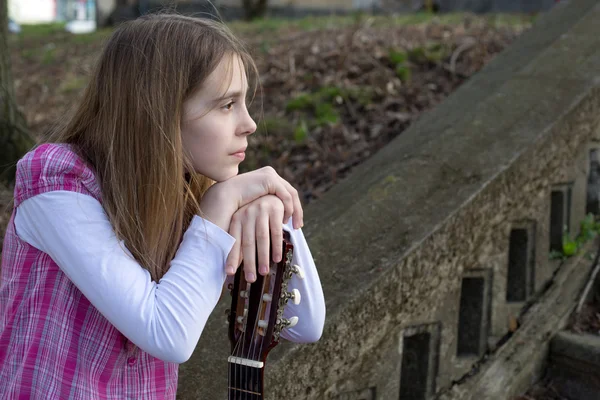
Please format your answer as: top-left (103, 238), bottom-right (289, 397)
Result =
top-left (201, 55), bottom-right (248, 99)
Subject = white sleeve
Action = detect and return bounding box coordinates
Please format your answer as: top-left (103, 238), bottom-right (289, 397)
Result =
top-left (14, 190), bottom-right (235, 364)
top-left (279, 220), bottom-right (325, 343)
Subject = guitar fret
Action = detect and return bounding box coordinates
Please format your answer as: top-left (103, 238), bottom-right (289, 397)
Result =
top-left (228, 387), bottom-right (262, 395)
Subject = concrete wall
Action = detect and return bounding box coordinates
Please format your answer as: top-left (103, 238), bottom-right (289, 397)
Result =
top-left (177, 0), bottom-right (600, 398)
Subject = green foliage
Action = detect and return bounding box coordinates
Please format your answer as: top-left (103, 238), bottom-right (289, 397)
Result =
top-left (389, 50), bottom-right (408, 65)
top-left (315, 103), bottom-right (340, 126)
top-left (41, 45), bottom-right (56, 65)
top-left (59, 76), bottom-right (88, 94)
top-left (395, 65), bottom-right (412, 82)
top-left (255, 117), bottom-right (290, 136)
top-left (388, 49), bottom-right (412, 82)
top-left (19, 22), bottom-right (66, 37)
top-left (550, 213), bottom-right (600, 260)
top-left (286, 85), bottom-right (372, 127)
top-left (286, 94), bottom-right (314, 112)
top-left (408, 42), bottom-right (449, 64)
top-left (294, 120), bottom-right (309, 144)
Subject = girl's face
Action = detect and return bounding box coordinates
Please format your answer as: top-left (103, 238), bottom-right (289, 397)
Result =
top-left (181, 54), bottom-right (257, 182)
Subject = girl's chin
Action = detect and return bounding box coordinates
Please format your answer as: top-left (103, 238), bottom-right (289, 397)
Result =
top-left (209, 169), bottom-right (239, 183)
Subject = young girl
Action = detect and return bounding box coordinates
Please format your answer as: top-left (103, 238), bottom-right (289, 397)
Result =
top-left (0, 13), bottom-right (325, 399)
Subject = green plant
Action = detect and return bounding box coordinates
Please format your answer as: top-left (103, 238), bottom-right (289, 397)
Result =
top-left (388, 49), bottom-right (412, 82)
top-left (41, 46), bottom-right (56, 65)
top-left (395, 65), bottom-right (412, 82)
top-left (389, 50), bottom-right (408, 65)
top-left (59, 76), bottom-right (88, 93)
top-left (550, 213), bottom-right (600, 260)
top-left (408, 42), bottom-right (449, 64)
top-left (315, 103), bottom-right (340, 126)
top-left (294, 120), bottom-right (309, 144)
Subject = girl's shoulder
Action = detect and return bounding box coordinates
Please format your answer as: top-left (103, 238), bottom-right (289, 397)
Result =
top-left (14, 143), bottom-right (102, 206)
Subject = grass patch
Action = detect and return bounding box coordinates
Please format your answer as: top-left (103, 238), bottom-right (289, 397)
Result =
top-left (229, 12), bottom-right (535, 36)
top-left (59, 75), bottom-right (88, 93)
top-left (19, 22), bottom-right (67, 37)
top-left (9, 12), bottom-right (534, 48)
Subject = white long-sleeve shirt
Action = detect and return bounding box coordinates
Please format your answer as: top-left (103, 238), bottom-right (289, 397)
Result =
top-left (13, 191), bottom-right (325, 363)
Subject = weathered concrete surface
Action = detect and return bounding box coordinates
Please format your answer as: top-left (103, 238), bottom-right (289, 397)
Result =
top-left (437, 240), bottom-right (598, 400)
top-left (546, 331), bottom-right (600, 400)
top-left (177, 0), bottom-right (600, 398)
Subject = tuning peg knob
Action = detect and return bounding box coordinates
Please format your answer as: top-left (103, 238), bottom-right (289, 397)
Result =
top-left (258, 320), bottom-right (268, 329)
top-left (240, 290), bottom-right (248, 298)
top-left (290, 264), bottom-right (304, 279)
top-left (262, 293), bottom-right (272, 302)
top-left (285, 316), bottom-right (298, 328)
top-left (288, 289), bottom-right (301, 305)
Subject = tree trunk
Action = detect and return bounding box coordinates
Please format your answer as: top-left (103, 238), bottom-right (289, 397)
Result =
top-left (242, 0), bottom-right (268, 21)
top-left (0, 0), bottom-right (34, 187)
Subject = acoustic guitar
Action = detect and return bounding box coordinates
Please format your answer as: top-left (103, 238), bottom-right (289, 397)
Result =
top-left (226, 231), bottom-right (304, 399)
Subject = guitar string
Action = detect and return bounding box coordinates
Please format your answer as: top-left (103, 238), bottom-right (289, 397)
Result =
top-left (235, 243), bottom-right (287, 400)
top-left (245, 273), bottom-right (266, 399)
top-left (248, 243), bottom-right (289, 399)
top-left (229, 280), bottom-right (245, 400)
top-left (254, 265), bottom-right (274, 399)
top-left (231, 279), bottom-right (247, 400)
top-left (238, 281), bottom-right (249, 400)
top-left (230, 330), bottom-right (243, 400)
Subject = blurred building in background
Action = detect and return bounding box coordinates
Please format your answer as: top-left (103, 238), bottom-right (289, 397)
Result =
top-left (8, 0), bottom-right (563, 26)
top-left (9, 0), bottom-right (96, 23)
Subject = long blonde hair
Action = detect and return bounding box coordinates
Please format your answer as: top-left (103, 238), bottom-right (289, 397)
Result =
top-left (44, 13), bottom-right (259, 281)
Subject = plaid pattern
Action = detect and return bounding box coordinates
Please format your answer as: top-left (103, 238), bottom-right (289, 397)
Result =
top-left (0, 144), bottom-right (178, 399)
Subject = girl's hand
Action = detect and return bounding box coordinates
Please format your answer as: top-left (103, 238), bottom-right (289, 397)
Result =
top-left (201, 167), bottom-right (302, 232)
top-left (225, 195), bottom-right (284, 283)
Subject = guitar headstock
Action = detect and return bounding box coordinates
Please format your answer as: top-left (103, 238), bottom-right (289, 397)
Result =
top-left (227, 230), bottom-right (304, 365)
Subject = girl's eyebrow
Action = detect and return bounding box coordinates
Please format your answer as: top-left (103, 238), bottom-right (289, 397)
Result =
top-left (211, 90), bottom-right (245, 105)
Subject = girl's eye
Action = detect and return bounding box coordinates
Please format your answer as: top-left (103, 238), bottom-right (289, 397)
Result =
top-left (223, 101), bottom-right (235, 111)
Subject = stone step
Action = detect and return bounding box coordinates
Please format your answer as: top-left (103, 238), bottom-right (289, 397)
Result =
top-left (545, 331), bottom-right (600, 400)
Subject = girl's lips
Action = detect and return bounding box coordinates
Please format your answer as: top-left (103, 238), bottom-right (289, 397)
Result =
top-left (231, 152), bottom-right (245, 161)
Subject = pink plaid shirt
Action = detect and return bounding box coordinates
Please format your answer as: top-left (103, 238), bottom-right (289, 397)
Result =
top-left (0, 144), bottom-right (178, 399)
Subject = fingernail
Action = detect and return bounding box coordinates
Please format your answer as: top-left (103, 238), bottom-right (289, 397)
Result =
top-left (260, 265), bottom-right (268, 275)
top-left (247, 273), bottom-right (256, 282)
top-left (226, 266), bottom-right (234, 274)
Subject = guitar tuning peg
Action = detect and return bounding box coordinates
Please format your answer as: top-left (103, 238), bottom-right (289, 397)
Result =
top-left (284, 316), bottom-right (298, 328)
top-left (262, 293), bottom-right (273, 302)
top-left (290, 264), bottom-right (304, 279)
top-left (283, 289), bottom-right (301, 305)
top-left (258, 320), bottom-right (268, 329)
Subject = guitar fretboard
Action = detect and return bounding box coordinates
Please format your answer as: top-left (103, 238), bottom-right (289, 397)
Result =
top-left (228, 363), bottom-right (264, 399)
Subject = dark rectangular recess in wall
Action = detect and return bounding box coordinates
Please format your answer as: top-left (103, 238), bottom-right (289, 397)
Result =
top-left (507, 224), bottom-right (536, 302)
top-left (550, 190), bottom-right (565, 253)
top-left (587, 148), bottom-right (600, 215)
top-left (567, 186), bottom-right (572, 231)
top-left (457, 277), bottom-right (484, 357)
top-left (399, 332), bottom-right (430, 400)
top-left (507, 228), bottom-right (528, 302)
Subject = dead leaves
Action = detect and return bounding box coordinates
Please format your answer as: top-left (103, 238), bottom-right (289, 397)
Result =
top-left (9, 17), bottom-right (529, 206)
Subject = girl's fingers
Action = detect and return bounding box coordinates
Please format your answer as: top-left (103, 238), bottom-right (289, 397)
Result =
top-left (241, 211), bottom-right (257, 283)
top-left (282, 180), bottom-right (303, 229)
top-left (270, 179), bottom-right (293, 225)
top-left (225, 216), bottom-right (242, 275)
top-left (255, 210), bottom-right (270, 276)
top-left (270, 208), bottom-right (283, 264)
